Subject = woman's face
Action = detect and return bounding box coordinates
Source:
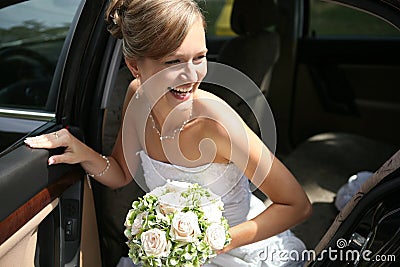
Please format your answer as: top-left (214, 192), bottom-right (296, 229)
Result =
top-left (133, 19), bottom-right (208, 106)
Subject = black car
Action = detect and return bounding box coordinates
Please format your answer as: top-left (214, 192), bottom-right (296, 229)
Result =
top-left (0, 0), bottom-right (399, 266)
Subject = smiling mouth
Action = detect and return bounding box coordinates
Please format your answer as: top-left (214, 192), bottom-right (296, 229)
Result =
top-left (168, 85), bottom-right (193, 96)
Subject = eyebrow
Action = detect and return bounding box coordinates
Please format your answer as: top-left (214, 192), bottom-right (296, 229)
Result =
top-left (168, 49), bottom-right (208, 58)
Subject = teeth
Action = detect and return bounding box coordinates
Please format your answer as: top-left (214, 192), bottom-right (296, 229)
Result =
top-left (168, 86), bottom-right (191, 93)
top-left (176, 88), bottom-right (190, 93)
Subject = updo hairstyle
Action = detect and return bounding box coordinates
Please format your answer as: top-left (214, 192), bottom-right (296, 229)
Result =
top-left (105, 0), bottom-right (206, 60)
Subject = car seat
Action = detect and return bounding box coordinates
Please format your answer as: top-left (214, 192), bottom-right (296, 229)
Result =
top-left (205, 0), bottom-right (280, 135)
top-left (218, 0), bottom-right (279, 92)
top-left (98, 46), bottom-right (146, 266)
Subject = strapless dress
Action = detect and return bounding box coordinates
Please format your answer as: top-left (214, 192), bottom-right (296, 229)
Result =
top-left (117, 151), bottom-right (306, 267)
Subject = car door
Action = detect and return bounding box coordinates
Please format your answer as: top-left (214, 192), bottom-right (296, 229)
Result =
top-left (307, 150), bottom-right (400, 267)
top-left (0, 0), bottom-right (110, 266)
top-left (290, 0), bottom-right (400, 148)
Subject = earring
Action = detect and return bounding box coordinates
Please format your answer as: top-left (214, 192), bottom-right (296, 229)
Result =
top-left (135, 86), bottom-right (142, 99)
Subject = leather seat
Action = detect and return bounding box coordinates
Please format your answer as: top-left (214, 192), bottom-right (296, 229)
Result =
top-left (218, 0), bottom-right (280, 92)
top-left (205, 0), bottom-right (280, 135)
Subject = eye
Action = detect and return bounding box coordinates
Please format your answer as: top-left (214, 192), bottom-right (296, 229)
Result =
top-left (194, 55), bottom-right (206, 62)
top-left (164, 59), bottom-right (181, 65)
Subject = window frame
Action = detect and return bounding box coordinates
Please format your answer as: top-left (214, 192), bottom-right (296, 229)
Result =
top-left (0, 0), bottom-right (85, 152)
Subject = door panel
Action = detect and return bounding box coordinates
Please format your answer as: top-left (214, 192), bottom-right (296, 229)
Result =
top-left (0, 123), bottom-right (85, 267)
top-left (291, 1), bottom-right (400, 147)
top-left (293, 39), bottom-right (400, 146)
top-left (0, 199), bottom-right (58, 267)
top-left (1, 0), bottom-right (107, 266)
top-left (0, 115), bottom-right (51, 152)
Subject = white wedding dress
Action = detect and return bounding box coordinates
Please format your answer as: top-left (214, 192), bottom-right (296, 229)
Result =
top-left (117, 151), bottom-right (306, 267)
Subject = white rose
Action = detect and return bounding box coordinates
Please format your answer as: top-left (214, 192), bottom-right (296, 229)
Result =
top-left (141, 228), bottom-right (170, 257)
top-left (159, 202), bottom-right (180, 215)
top-left (166, 180), bottom-right (190, 192)
top-left (202, 202), bottom-right (223, 223)
top-left (131, 212), bottom-right (147, 235)
top-left (158, 192), bottom-right (183, 215)
top-left (205, 223), bottom-right (226, 250)
top-left (170, 211), bottom-right (201, 242)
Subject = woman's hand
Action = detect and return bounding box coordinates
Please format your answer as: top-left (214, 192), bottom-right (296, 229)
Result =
top-left (24, 128), bottom-right (89, 165)
top-left (25, 128), bottom-right (135, 189)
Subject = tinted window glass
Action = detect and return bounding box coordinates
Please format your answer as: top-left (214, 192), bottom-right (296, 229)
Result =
top-left (309, 0), bottom-right (400, 37)
top-left (0, 0), bottom-right (81, 112)
top-left (198, 0), bottom-right (236, 37)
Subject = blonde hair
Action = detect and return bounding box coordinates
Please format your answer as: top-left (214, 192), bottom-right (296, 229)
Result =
top-left (105, 0), bottom-right (206, 60)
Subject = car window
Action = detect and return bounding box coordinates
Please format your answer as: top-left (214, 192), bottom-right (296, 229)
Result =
top-left (0, 0), bottom-right (81, 113)
top-left (197, 0), bottom-right (236, 37)
top-left (309, 0), bottom-right (400, 37)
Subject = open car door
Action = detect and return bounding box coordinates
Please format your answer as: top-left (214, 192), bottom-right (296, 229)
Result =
top-left (307, 149), bottom-right (400, 266)
top-left (0, 125), bottom-right (85, 266)
top-left (0, 0), bottom-right (111, 266)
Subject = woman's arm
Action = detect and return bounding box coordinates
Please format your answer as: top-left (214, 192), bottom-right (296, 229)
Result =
top-left (223, 142), bottom-right (312, 252)
top-left (202, 94), bottom-right (312, 252)
top-left (24, 80), bottom-right (141, 189)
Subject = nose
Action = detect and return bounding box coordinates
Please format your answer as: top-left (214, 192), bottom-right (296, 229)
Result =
top-left (179, 62), bottom-right (198, 82)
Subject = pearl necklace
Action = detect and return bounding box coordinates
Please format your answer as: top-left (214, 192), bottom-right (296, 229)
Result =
top-left (148, 105), bottom-right (193, 140)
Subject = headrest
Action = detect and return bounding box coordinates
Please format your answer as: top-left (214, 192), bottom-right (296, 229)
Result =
top-left (231, 0), bottom-right (278, 35)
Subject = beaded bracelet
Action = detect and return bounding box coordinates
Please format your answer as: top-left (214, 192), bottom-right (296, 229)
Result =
top-left (87, 155), bottom-right (110, 178)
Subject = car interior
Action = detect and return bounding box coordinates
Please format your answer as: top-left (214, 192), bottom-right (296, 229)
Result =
top-left (0, 0), bottom-right (400, 266)
top-left (99, 0), bottom-right (400, 266)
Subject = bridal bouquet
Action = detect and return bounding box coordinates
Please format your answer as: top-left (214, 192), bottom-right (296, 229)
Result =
top-left (124, 181), bottom-right (231, 267)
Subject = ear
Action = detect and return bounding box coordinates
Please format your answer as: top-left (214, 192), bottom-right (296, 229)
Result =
top-left (125, 58), bottom-right (140, 78)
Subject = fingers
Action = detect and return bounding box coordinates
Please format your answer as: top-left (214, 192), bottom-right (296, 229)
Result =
top-left (24, 129), bottom-right (69, 149)
top-left (48, 153), bottom-right (77, 165)
top-left (25, 129), bottom-right (82, 165)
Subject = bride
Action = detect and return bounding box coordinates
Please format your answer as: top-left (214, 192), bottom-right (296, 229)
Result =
top-left (24, 0), bottom-right (311, 266)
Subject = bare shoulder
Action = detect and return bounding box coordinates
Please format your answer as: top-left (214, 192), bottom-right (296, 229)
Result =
top-left (194, 90), bottom-right (251, 163)
top-left (195, 89), bottom-right (242, 123)
top-left (195, 89), bottom-right (231, 115)
top-left (196, 88), bottom-right (221, 101)
top-left (194, 89), bottom-right (245, 136)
